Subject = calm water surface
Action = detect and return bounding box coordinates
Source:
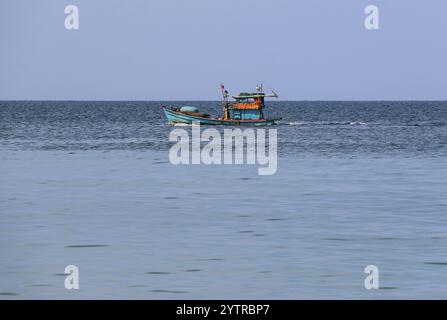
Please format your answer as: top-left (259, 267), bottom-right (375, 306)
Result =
top-left (1, 101), bottom-right (447, 299)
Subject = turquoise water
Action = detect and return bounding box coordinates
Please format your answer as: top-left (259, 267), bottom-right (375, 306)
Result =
top-left (1, 101), bottom-right (447, 299)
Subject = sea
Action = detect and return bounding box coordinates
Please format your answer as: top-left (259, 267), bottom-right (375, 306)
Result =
top-left (1, 101), bottom-right (447, 299)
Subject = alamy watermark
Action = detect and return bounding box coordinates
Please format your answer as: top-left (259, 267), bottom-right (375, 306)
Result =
top-left (168, 123), bottom-right (277, 176)
top-left (364, 5), bottom-right (380, 30)
top-left (63, 5), bottom-right (380, 31)
top-left (64, 265), bottom-right (79, 290)
top-left (364, 265), bottom-right (379, 289)
top-left (64, 5), bottom-right (79, 30)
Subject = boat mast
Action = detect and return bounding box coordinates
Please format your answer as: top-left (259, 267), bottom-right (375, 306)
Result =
top-left (221, 83), bottom-right (230, 119)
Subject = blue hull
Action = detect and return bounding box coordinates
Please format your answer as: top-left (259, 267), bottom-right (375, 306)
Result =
top-left (163, 108), bottom-right (280, 126)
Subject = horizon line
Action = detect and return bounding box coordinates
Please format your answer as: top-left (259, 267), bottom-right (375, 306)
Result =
top-left (1, 99), bottom-right (447, 102)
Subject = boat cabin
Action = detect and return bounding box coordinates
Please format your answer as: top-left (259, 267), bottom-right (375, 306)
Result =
top-left (227, 93), bottom-right (265, 120)
top-left (222, 85), bottom-right (277, 121)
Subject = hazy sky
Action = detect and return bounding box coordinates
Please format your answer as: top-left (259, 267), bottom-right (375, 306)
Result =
top-left (1, 0), bottom-right (446, 100)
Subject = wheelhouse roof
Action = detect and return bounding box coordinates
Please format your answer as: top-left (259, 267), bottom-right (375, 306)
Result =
top-left (233, 93), bottom-right (267, 99)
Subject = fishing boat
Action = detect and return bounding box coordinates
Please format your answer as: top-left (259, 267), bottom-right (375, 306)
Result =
top-left (162, 84), bottom-right (281, 125)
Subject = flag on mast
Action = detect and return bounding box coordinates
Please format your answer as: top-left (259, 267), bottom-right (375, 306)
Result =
top-left (221, 83), bottom-right (229, 99)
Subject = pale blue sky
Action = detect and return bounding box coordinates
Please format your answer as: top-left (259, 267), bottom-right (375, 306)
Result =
top-left (1, 0), bottom-right (446, 100)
